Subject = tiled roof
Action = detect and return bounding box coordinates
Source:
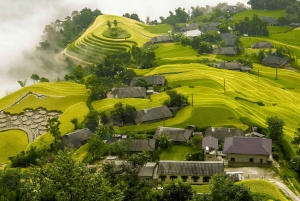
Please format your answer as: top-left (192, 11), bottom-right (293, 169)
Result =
top-left (212, 47), bottom-right (237, 55)
top-left (262, 56), bottom-right (288, 67)
top-left (205, 127), bottom-right (244, 141)
top-left (223, 136), bottom-right (272, 155)
top-left (130, 76), bottom-right (165, 86)
top-left (154, 126), bottom-right (193, 142)
top-left (202, 136), bottom-right (218, 150)
top-left (109, 87), bottom-right (146, 98)
top-left (135, 106), bottom-right (173, 124)
top-left (251, 42), bottom-right (273, 48)
top-left (138, 162), bottom-right (157, 177)
top-left (58, 128), bottom-right (94, 149)
top-left (127, 139), bottom-right (156, 152)
top-left (157, 161), bottom-right (224, 176)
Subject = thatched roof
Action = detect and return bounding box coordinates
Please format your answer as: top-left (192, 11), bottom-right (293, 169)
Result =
top-left (223, 136), bottom-right (272, 155)
top-left (205, 127), bottom-right (244, 141)
top-left (109, 87), bottom-right (146, 99)
top-left (58, 128), bottom-right (94, 149)
top-left (261, 56), bottom-right (288, 68)
top-left (127, 139), bottom-right (156, 152)
top-left (157, 161), bottom-right (224, 176)
top-left (130, 76), bottom-right (165, 86)
top-left (202, 136), bottom-right (218, 150)
top-left (151, 36), bottom-right (173, 44)
top-left (180, 23), bottom-right (199, 32)
top-left (212, 47), bottom-right (237, 56)
top-left (251, 42), bottom-right (273, 49)
top-left (154, 126), bottom-right (193, 142)
top-left (135, 105), bottom-right (173, 124)
top-left (138, 162), bottom-right (157, 177)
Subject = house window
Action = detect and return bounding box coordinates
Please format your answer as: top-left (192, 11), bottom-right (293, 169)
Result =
top-left (192, 176), bottom-right (199, 182)
top-left (203, 177), bottom-right (210, 183)
top-left (160, 176), bottom-right (166, 182)
top-left (260, 159), bottom-right (263, 163)
top-left (231, 157), bottom-right (235, 162)
top-left (170, 176), bottom-right (178, 180)
top-left (181, 176), bottom-right (188, 182)
top-left (249, 158), bottom-right (254, 162)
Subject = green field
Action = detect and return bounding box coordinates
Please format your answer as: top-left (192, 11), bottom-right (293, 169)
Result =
top-left (237, 180), bottom-right (289, 201)
top-left (160, 145), bottom-right (198, 160)
top-left (232, 9), bottom-right (285, 22)
top-left (65, 15), bottom-right (164, 63)
top-left (0, 130), bottom-right (28, 163)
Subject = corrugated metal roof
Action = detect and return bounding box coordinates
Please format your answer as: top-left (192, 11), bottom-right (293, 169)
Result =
top-left (223, 136), bottom-right (272, 155)
top-left (202, 136), bottom-right (218, 150)
top-left (157, 161), bottom-right (224, 176)
top-left (154, 126), bottom-right (193, 142)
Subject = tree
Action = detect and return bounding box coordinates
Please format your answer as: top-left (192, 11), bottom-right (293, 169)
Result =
top-left (110, 103), bottom-right (137, 125)
top-left (17, 79), bottom-right (27, 87)
top-left (83, 110), bottom-right (99, 132)
top-left (292, 124), bottom-right (300, 145)
top-left (266, 116), bottom-right (285, 144)
top-left (162, 179), bottom-right (195, 201)
top-left (198, 42), bottom-right (213, 54)
top-left (164, 90), bottom-right (188, 107)
top-left (113, 19), bottom-right (118, 27)
top-left (158, 133), bottom-right (173, 149)
top-left (47, 117), bottom-right (61, 150)
top-left (191, 135), bottom-right (203, 150)
top-left (31, 73), bottom-right (40, 83)
top-left (70, 118), bottom-right (79, 130)
top-left (107, 20), bottom-right (111, 29)
top-left (210, 173), bottom-right (252, 201)
top-left (290, 155), bottom-right (300, 174)
top-left (87, 134), bottom-right (107, 160)
top-left (40, 77), bottom-right (49, 82)
top-left (135, 78), bottom-right (150, 87)
top-left (24, 149), bottom-right (123, 200)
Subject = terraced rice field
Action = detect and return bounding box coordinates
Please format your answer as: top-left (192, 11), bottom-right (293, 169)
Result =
top-left (65, 15), bottom-right (163, 63)
top-left (232, 9), bottom-right (285, 23)
top-left (0, 130), bottom-right (28, 163)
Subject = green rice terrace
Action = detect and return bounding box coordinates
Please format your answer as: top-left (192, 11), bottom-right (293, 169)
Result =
top-left (65, 15), bottom-right (170, 63)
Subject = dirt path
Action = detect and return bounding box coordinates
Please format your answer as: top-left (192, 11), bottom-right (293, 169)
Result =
top-left (61, 50), bottom-right (92, 66)
top-left (225, 167), bottom-right (300, 201)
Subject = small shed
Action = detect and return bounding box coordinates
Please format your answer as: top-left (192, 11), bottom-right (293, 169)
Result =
top-left (151, 36), bottom-right (173, 44)
top-left (130, 76), bottom-right (165, 86)
top-left (251, 42), bottom-right (273, 49)
top-left (261, 56), bottom-right (288, 68)
top-left (212, 47), bottom-right (237, 56)
top-left (108, 87), bottom-right (146, 99)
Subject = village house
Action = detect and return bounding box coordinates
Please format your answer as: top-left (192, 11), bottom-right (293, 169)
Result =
top-left (154, 126), bottom-right (193, 143)
top-left (223, 136), bottom-right (272, 165)
top-left (138, 162), bottom-right (158, 181)
top-left (150, 36), bottom-right (173, 44)
top-left (261, 17), bottom-right (278, 26)
top-left (201, 22), bottom-right (220, 33)
top-left (126, 139), bottom-right (156, 152)
top-left (157, 160), bottom-right (224, 184)
top-left (261, 55), bottom-right (288, 68)
top-left (135, 105), bottom-right (173, 124)
top-left (251, 42), bottom-right (273, 49)
top-left (202, 136), bottom-right (219, 161)
top-left (221, 33), bottom-right (237, 46)
top-left (130, 75), bottom-right (166, 86)
top-left (205, 127), bottom-right (244, 142)
top-left (184, 29), bottom-right (202, 38)
top-left (180, 23), bottom-right (199, 32)
top-left (217, 62), bottom-right (251, 72)
top-left (58, 128), bottom-right (93, 149)
top-left (108, 87), bottom-right (146, 99)
top-left (212, 47), bottom-right (237, 56)
top-left (290, 22), bottom-right (300, 28)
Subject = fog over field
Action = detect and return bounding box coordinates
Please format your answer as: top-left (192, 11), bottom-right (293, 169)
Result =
top-left (0, 0), bottom-right (248, 98)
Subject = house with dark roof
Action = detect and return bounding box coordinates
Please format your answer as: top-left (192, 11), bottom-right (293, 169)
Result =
top-left (130, 76), bottom-right (166, 86)
top-left (127, 139), bottom-right (156, 152)
top-left (58, 128), bottom-right (94, 149)
top-left (212, 47), bottom-right (237, 56)
top-left (150, 36), bottom-right (173, 44)
top-left (218, 62), bottom-right (250, 72)
top-left (135, 105), bottom-right (173, 124)
top-left (202, 136), bottom-right (219, 161)
top-left (108, 87), bottom-right (146, 99)
top-left (290, 22), bottom-right (300, 27)
top-left (261, 56), bottom-right (288, 68)
top-left (138, 162), bottom-right (158, 180)
top-left (221, 33), bottom-right (237, 46)
top-left (251, 42), bottom-right (273, 49)
top-left (202, 22), bottom-right (220, 33)
top-left (205, 127), bottom-right (244, 142)
top-left (157, 160), bottom-right (224, 184)
top-left (180, 23), bottom-right (199, 32)
top-left (223, 136), bottom-right (272, 165)
top-left (261, 17), bottom-right (277, 25)
top-left (154, 126), bottom-right (193, 143)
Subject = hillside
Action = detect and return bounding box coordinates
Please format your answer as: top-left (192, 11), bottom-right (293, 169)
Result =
top-left (65, 14), bottom-right (171, 63)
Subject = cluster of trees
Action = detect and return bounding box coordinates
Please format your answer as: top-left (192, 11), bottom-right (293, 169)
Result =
top-left (257, 46), bottom-right (295, 62)
top-left (110, 103), bottom-right (137, 125)
top-left (234, 15), bottom-right (269, 36)
top-left (247, 0), bottom-right (296, 10)
top-left (123, 13), bottom-right (141, 22)
top-left (291, 125), bottom-right (300, 174)
top-left (160, 7), bottom-right (190, 28)
top-left (163, 90), bottom-right (188, 107)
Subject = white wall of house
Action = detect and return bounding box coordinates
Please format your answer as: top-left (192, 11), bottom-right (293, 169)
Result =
top-left (227, 153), bottom-right (270, 163)
top-left (158, 175), bottom-right (211, 185)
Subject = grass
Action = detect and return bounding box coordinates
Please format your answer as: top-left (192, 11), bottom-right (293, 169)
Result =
top-left (236, 180), bottom-right (289, 201)
top-left (0, 130), bottom-right (28, 163)
top-left (102, 27), bottom-right (131, 39)
top-left (138, 23), bottom-right (172, 34)
top-left (232, 10), bottom-right (285, 23)
top-left (159, 145), bottom-right (198, 160)
top-left (191, 185), bottom-right (210, 194)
